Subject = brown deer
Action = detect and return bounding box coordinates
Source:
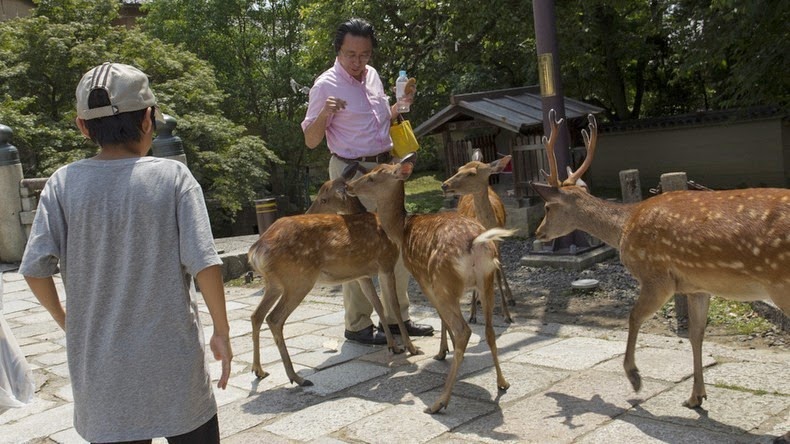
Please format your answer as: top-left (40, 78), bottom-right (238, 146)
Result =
top-left (442, 149), bottom-right (515, 324)
top-left (247, 165), bottom-right (418, 387)
top-left (345, 156), bottom-right (516, 414)
top-left (531, 110), bottom-right (790, 413)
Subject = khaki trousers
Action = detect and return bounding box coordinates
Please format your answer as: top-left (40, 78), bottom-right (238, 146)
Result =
top-left (328, 155), bottom-right (411, 331)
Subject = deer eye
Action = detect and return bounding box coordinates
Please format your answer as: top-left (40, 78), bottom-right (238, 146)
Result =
top-left (320, 198), bottom-right (327, 204)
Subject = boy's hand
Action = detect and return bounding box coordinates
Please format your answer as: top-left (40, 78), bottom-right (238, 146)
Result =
top-left (210, 332), bottom-right (232, 389)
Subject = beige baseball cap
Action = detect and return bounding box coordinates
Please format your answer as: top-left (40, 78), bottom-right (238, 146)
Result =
top-left (76, 62), bottom-right (164, 122)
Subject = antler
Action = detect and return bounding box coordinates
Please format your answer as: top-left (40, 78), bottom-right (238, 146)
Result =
top-left (563, 114), bottom-right (597, 187)
top-left (540, 109), bottom-right (564, 187)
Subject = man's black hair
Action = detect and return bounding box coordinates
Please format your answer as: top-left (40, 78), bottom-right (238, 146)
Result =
top-left (82, 89), bottom-right (156, 146)
top-left (332, 18), bottom-right (377, 53)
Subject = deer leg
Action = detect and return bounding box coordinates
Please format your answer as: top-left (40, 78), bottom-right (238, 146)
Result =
top-left (481, 270), bottom-right (509, 391)
top-left (379, 271), bottom-right (420, 356)
top-left (266, 281), bottom-right (314, 387)
top-left (435, 320), bottom-right (449, 361)
top-left (684, 292), bottom-right (711, 408)
top-left (468, 290), bottom-right (479, 324)
top-left (624, 281), bottom-right (674, 393)
top-left (496, 266), bottom-right (514, 323)
top-left (420, 284), bottom-right (450, 360)
top-left (251, 282), bottom-right (282, 379)
top-left (500, 264), bottom-right (516, 307)
top-left (426, 297), bottom-right (470, 414)
top-left (358, 276), bottom-right (402, 354)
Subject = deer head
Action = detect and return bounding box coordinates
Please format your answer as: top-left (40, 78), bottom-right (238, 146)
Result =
top-left (531, 112), bottom-right (599, 242)
top-left (441, 154), bottom-right (512, 196)
top-left (305, 161), bottom-right (364, 214)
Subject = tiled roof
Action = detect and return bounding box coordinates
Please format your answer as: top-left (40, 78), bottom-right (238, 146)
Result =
top-left (414, 86), bottom-right (603, 137)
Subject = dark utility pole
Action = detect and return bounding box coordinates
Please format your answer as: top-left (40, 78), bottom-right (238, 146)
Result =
top-left (533, 0), bottom-right (571, 177)
top-left (533, 0), bottom-right (587, 252)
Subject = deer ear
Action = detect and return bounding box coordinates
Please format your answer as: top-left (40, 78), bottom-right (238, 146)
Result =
top-left (341, 162), bottom-right (359, 181)
top-left (530, 181), bottom-right (561, 202)
top-left (396, 161), bottom-right (414, 180)
top-left (490, 155), bottom-right (512, 173)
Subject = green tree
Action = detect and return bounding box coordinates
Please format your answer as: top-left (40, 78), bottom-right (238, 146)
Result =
top-left (0, 0), bottom-right (278, 231)
top-left (141, 0), bottom-right (314, 211)
top-left (669, 0), bottom-right (789, 110)
top-left (557, 0), bottom-right (789, 121)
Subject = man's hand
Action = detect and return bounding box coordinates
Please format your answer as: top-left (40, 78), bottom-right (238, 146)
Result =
top-left (210, 332), bottom-right (232, 390)
top-left (322, 96), bottom-right (347, 115)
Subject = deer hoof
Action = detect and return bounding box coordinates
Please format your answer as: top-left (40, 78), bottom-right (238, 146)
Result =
top-left (390, 345), bottom-right (405, 355)
top-left (409, 346), bottom-right (423, 356)
top-left (468, 315), bottom-right (477, 324)
top-left (295, 378), bottom-right (313, 387)
top-left (771, 431), bottom-right (790, 444)
top-left (682, 393), bottom-right (706, 409)
top-left (503, 316), bottom-right (514, 324)
top-left (626, 368), bottom-right (642, 392)
top-left (433, 350), bottom-right (448, 361)
top-left (498, 381), bottom-right (510, 391)
top-left (252, 368), bottom-right (269, 380)
top-left (424, 400), bottom-right (446, 414)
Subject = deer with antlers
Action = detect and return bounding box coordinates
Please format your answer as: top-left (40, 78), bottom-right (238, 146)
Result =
top-left (531, 110), bottom-right (790, 413)
top-left (247, 164), bottom-right (418, 387)
top-left (442, 150), bottom-right (515, 324)
top-left (344, 154), bottom-right (516, 413)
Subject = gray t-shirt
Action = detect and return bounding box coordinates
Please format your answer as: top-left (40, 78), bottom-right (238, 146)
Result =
top-left (19, 156), bottom-right (222, 442)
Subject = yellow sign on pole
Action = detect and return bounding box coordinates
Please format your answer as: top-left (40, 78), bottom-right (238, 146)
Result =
top-left (538, 53), bottom-right (556, 97)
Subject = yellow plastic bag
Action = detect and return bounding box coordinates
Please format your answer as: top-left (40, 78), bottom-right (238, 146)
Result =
top-left (390, 115), bottom-right (419, 158)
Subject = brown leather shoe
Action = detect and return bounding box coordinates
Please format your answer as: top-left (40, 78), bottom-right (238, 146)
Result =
top-left (379, 320), bottom-right (434, 337)
top-left (344, 325), bottom-right (387, 345)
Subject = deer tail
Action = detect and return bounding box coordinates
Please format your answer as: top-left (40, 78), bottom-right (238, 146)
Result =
top-left (473, 228), bottom-right (518, 245)
top-left (247, 238), bottom-right (270, 275)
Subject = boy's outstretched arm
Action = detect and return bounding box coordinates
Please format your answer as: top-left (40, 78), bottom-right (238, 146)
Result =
top-left (194, 265), bottom-right (232, 390)
top-left (24, 276), bottom-right (66, 331)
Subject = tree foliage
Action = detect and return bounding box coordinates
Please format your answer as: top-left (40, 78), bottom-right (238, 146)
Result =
top-left (557, 0), bottom-right (788, 120)
top-left (0, 0), bottom-right (278, 231)
top-left (140, 0), bottom-right (312, 211)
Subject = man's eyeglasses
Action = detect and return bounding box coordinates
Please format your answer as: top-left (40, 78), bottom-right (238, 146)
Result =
top-left (340, 50), bottom-right (372, 63)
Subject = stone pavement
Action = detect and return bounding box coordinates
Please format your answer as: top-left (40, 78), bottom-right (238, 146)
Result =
top-left (1, 270), bottom-right (789, 443)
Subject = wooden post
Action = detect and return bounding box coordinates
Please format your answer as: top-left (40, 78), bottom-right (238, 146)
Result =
top-left (660, 172), bottom-right (688, 330)
top-left (619, 169), bottom-right (642, 203)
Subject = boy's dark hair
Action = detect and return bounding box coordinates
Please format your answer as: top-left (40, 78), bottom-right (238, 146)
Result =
top-left (333, 18), bottom-right (377, 53)
top-left (82, 89), bottom-right (156, 146)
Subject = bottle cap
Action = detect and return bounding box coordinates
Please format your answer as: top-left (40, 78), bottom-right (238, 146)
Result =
top-left (399, 70), bottom-right (407, 77)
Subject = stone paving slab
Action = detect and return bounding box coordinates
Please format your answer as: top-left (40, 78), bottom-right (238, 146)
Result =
top-left (592, 346), bottom-right (717, 383)
top-left (575, 415), bottom-right (764, 444)
top-left (446, 371), bottom-right (671, 443)
top-left (263, 397), bottom-right (389, 441)
top-left (1, 270), bottom-right (789, 443)
top-left (630, 380), bottom-right (790, 435)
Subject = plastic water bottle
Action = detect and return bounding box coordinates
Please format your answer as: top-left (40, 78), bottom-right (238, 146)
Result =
top-left (395, 70), bottom-right (410, 113)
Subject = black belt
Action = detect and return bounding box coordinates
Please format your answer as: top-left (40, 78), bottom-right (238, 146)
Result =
top-left (333, 151), bottom-right (392, 164)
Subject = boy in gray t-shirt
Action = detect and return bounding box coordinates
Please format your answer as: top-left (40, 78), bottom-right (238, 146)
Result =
top-left (19, 62), bottom-right (232, 443)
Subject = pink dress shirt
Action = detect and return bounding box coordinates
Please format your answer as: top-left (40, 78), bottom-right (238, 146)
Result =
top-left (301, 58), bottom-right (393, 158)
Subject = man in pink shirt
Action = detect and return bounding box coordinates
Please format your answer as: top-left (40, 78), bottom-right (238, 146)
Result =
top-left (301, 18), bottom-right (433, 344)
